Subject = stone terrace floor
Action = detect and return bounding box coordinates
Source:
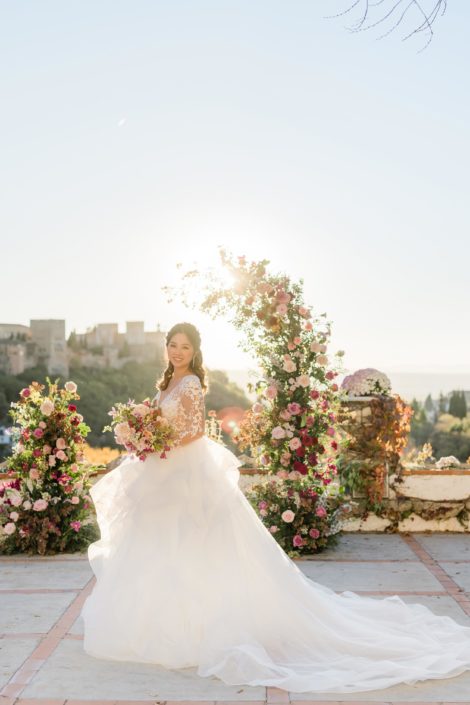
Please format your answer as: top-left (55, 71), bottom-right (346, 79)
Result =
top-left (2, 533), bottom-right (470, 705)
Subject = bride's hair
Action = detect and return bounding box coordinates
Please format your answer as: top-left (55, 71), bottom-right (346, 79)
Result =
top-left (157, 322), bottom-right (208, 392)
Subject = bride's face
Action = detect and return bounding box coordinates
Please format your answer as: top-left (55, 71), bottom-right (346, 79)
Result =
top-left (167, 332), bottom-right (194, 372)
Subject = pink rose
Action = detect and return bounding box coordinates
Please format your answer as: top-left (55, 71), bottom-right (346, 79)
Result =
top-left (56, 438), bottom-right (67, 450)
top-left (287, 342), bottom-right (296, 351)
top-left (3, 522), bottom-right (16, 535)
top-left (287, 402), bottom-right (301, 415)
top-left (315, 506), bottom-right (327, 518)
top-left (33, 428), bottom-right (44, 439)
top-left (326, 371), bottom-right (335, 380)
top-left (10, 494), bottom-right (23, 507)
top-left (279, 409), bottom-right (292, 421)
top-left (48, 455), bottom-right (57, 467)
top-left (43, 444), bottom-right (52, 455)
top-left (327, 427), bottom-right (335, 437)
top-left (38, 421), bottom-right (47, 429)
top-left (9, 511), bottom-right (19, 522)
top-left (281, 510), bottom-right (295, 523)
top-left (303, 321), bottom-right (313, 331)
top-left (21, 388), bottom-right (31, 398)
top-left (259, 508), bottom-right (268, 517)
top-left (22, 500), bottom-right (32, 510)
top-left (289, 437), bottom-right (302, 451)
top-left (65, 381), bottom-right (77, 393)
top-left (29, 468), bottom-right (40, 480)
top-left (317, 354), bottom-right (328, 366)
top-left (56, 450), bottom-right (67, 461)
top-left (269, 525), bottom-right (279, 533)
top-left (298, 306), bottom-right (311, 318)
top-left (282, 358), bottom-right (297, 373)
top-left (70, 520), bottom-right (81, 532)
top-left (70, 496), bottom-right (80, 505)
top-left (252, 402), bottom-right (264, 414)
top-left (293, 534), bottom-right (304, 547)
top-left (40, 399), bottom-right (54, 416)
top-left (265, 385), bottom-right (278, 400)
top-left (271, 426), bottom-right (286, 440)
top-left (276, 469), bottom-right (289, 479)
top-left (276, 290), bottom-right (291, 304)
top-left (309, 528), bottom-right (320, 539)
top-left (33, 499), bottom-right (48, 511)
top-left (258, 500), bottom-right (268, 510)
top-left (293, 336), bottom-right (301, 345)
top-left (276, 303), bottom-right (288, 316)
top-left (296, 374), bottom-right (310, 388)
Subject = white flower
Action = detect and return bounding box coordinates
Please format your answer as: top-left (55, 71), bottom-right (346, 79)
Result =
top-left (133, 404), bottom-right (150, 417)
top-left (65, 381), bottom-right (77, 393)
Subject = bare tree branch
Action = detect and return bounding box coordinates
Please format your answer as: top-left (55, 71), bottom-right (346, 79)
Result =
top-left (324, 0), bottom-right (447, 51)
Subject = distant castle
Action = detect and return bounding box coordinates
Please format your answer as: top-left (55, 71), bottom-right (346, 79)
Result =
top-left (0, 320), bottom-right (166, 378)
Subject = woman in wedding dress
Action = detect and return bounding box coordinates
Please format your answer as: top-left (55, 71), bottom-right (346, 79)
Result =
top-left (81, 322), bottom-right (470, 694)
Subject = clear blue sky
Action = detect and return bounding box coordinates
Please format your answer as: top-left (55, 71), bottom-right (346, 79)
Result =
top-left (1, 1), bottom-right (468, 373)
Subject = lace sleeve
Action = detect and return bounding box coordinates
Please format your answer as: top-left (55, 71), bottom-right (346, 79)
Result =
top-left (173, 376), bottom-right (205, 446)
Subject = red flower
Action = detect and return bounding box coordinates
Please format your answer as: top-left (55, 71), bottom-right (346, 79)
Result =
top-left (21, 388), bottom-right (31, 398)
top-left (68, 404), bottom-right (77, 412)
top-left (295, 446), bottom-right (305, 457)
top-left (309, 390), bottom-right (320, 400)
top-left (293, 460), bottom-right (308, 475)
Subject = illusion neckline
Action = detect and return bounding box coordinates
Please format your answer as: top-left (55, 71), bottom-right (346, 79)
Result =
top-left (157, 373), bottom-right (198, 405)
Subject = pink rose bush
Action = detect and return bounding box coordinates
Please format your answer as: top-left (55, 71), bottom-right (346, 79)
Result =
top-left (103, 399), bottom-right (176, 461)
top-left (0, 379), bottom-right (98, 555)
top-left (165, 249), bottom-right (349, 556)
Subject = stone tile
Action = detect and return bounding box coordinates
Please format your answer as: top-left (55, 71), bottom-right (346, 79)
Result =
top-left (0, 637), bottom-right (41, 689)
top-left (21, 639), bottom-right (265, 700)
top-left (298, 561), bottom-right (443, 593)
top-left (0, 561), bottom-right (92, 590)
top-left (0, 593), bottom-right (75, 633)
top-left (289, 667), bottom-right (470, 700)
top-left (439, 563), bottom-right (470, 592)
top-left (414, 535), bottom-right (470, 561)
top-left (305, 534), bottom-right (417, 561)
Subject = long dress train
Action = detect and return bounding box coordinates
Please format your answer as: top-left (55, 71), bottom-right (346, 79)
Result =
top-left (81, 374), bottom-right (470, 693)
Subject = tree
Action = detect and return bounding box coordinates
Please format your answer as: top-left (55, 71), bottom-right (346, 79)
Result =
top-left (449, 390), bottom-right (467, 419)
top-left (331, 0), bottom-right (447, 50)
top-left (438, 392), bottom-right (447, 414)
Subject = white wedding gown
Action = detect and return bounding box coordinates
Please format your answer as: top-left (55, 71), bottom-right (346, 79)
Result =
top-left (81, 374), bottom-right (470, 693)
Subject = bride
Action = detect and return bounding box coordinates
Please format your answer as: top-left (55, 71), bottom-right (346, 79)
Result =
top-left (81, 321), bottom-right (470, 694)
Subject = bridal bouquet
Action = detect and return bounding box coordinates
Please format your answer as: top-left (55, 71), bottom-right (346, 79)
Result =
top-left (103, 399), bottom-right (175, 461)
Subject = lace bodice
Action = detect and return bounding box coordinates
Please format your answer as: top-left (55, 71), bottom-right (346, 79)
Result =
top-left (154, 374), bottom-right (205, 446)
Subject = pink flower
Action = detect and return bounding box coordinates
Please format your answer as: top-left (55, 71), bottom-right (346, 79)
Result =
top-left (56, 450), bottom-right (67, 461)
top-left (271, 426), bottom-right (286, 440)
top-left (38, 421), bottom-right (47, 429)
top-left (317, 354), bottom-right (328, 366)
top-left (298, 306), bottom-right (311, 318)
top-left (276, 290), bottom-right (291, 304)
top-left (296, 374), bottom-right (310, 388)
top-left (310, 390), bottom-right (320, 400)
top-left (287, 402), bottom-right (301, 415)
top-left (289, 437), bottom-right (302, 451)
top-left (43, 444), bottom-right (52, 455)
top-left (40, 399), bottom-right (54, 416)
top-left (21, 388), bottom-right (31, 398)
top-left (282, 358), bottom-right (297, 373)
top-left (281, 509), bottom-right (295, 523)
top-left (276, 303), bottom-right (288, 316)
top-left (303, 321), bottom-right (313, 331)
top-left (310, 342), bottom-right (322, 353)
top-left (70, 496), bottom-right (80, 505)
top-left (10, 494), bottom-right (23, 507)
top-left (48, 455), bottom-right (57, 467)
top-left (319, 344), bottom-right (327, 353)
top-left (326, 371), bottom-right (335, 380)
top-left (315, 506), bottom-right (327, 518)
top-left (279, 409), bottom-right (292, 421)
top-left (29, 468), bottom-right (40, 480)
top-left (258, 500), bottom-right (268, 510)
top-left (65, 381), bottom-right (77, 393)
top-left (276, 469), bottom-right (289, 479)
top-left (33, 428), bottom-right (44, 439)
top-left (70, 520), bottom-right (81, 532)
top-left (327, 427), bottom-right (335, 437)
top-left (3, 522), bottom-right (16, 535)
top-left (9, 511), bottom-right (19, 522)
top-left (33, 499), bottom-right (48, 511)
top-left (293, 534), bottom-right (304, 547)
top-left (56, 438), bottom-right (67, 450)
top-left (22, 500), bottom-right (32, 510)
top-left (265, 385), bottom-right (278, 400)
top-left (309, 527), bottom-right (320, 539)
top-left (287, 342), bottom-right (296, 351)
top-left (269, 525), bottom-right (279, 533)
top-left (252, 402), bottom-right (263, 414)
top-left (33, 449), bottom-right (42, 458)
top-left (259, 508), bottom-right (268, 517)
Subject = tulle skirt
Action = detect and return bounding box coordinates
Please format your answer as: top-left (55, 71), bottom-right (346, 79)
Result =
top-left (81, 435), bottom-right (470, 693)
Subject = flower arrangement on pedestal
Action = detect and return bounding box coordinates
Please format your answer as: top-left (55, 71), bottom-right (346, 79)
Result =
top-left (336, 368), bottom-right (413, 509)
top-left (0, 379), bottom-right (99, 555)
top-left (164, 249), bottom-right (349, 555)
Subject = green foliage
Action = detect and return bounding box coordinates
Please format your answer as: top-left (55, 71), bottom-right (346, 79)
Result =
top-left (448, 390), bottom-right (468, 419)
